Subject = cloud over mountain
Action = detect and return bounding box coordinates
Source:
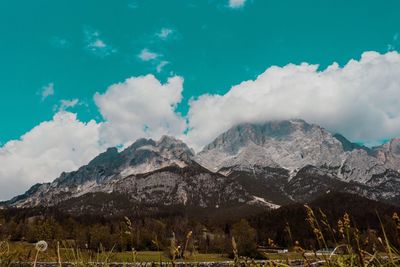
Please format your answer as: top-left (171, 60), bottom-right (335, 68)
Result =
top-left (0, 112), bottom-right (101, 200)
top-left (0, 75), bottom-right (185, 199)
top-left (94, 74), bottom-right (186, 148)
top-left (2, 51), bottom-right (400, 199)
top-left (185, 51), bottom-right (400, 150)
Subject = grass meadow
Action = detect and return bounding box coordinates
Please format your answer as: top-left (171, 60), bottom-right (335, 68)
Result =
top-left (1, 206), bottom-right (400, 266)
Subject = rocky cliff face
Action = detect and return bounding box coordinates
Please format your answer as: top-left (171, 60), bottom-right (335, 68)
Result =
top-left (195, 120), bottom-right (400, 204)
top-left (5, 120), bottom-right (400, 212)
top-left (7, 136), bottom-right (199, 208)
top-left (195, 120), bottom-right (345, 172)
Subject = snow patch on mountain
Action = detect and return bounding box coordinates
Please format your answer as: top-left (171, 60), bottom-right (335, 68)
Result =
top-left (249, 196), bottom-right (281, 209)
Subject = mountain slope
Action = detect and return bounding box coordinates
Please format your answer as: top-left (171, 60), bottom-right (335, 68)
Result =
top-left (5, 136), bottom-right (257, 211)
top-left (4, 119), bottom-right (400, 213)
top-left (6, 136), bottom-right (195, 207)
top-left (196, 120), bottom-right (400, 205)
top-left (195, 120), bottom-right (345, 172)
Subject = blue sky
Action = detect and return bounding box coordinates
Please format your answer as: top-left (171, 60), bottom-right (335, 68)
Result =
top-left (1, 0), bottom-right (400, 199)
top-left (1, 0), bottom-right (399, 143)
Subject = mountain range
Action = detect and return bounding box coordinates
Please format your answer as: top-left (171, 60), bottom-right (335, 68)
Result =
top-left (4, 119), bottom-right (400, 214)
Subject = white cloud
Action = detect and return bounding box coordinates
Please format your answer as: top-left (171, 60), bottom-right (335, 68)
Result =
top-left (156, 28), bottom-right (173, 40)
top-left (0, 112), bottom-right (102, 200)
top-left (5, 51), bottom-right (400, 200)
top-left (84, 27), bottom-right (116, 57)
top-left (156, 60), bottom-right (169, 73)
top-left (138, 48), bottom-right (158, 61)
top-left (40, 83), bottom-right (54, 101)
top-left (53, 99), bottom-right (80, 112)
top-left (185, 51), bottom-right (400, 150)
top-left (138, 49), bottom-right (170, 72)
top-left (0, 75), bottom-right (187, 200)
top-left (94, 74), bottom-right (186, 148)
top-left (228, 0), bottom-right (247, 8)
top-left (60, 99), bottom-right (79, 110)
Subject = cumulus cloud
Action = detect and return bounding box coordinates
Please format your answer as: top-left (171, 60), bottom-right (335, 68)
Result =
top-left (4, 51), bottom-right (400, 199)
top-left (185, 51), bottom-right (400, 150)
top-left (0, 112), bottom-right (102, 200)
top-left (40, 83), bottom-right (54, 101)
top-left (1, 75), bottom-right (186, 199)
top-left (138, 48), bottom-right (158, 61)
top-left (228, 0), bottom-right (247, 8)
top-left (94, 74), bottom-right (186, 148)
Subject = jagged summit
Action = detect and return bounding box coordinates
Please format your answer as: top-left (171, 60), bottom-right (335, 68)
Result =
top-left (4, 119), bottom-right (400, 211)
top-left (203, 119), bottom-right (315, 152)
top-left (196, 119), bottom-right (344, 172)
top-left (53, 135), bottom-right (194, 188)
top-left (373, 138), bottom-right (400, 168)
top-left (118, 135), bottom-right (194, 177)
top-left (333, 133), bottom-right (372, 155)
top-left (7, 135), bottom-right (196, 208)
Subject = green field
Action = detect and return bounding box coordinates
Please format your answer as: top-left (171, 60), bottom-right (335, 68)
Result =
top-left (4, 241), bottom-right (307, 263)
top-left (3, 241), bottom-right (400, 266)
top-left (4, 241), bottom-right (232, 263)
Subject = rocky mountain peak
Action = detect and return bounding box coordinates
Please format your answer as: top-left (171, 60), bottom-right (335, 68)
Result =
top-left (116, 135), bottom-right (194, 178)
top-left (157, 135), bottom-right (183, 146)
top-left (388, 138), bottom-right (400, 157)
top-left (373, 138), bottom-right (400, 168)
top-left (196, 119), bottom-right (344, 172)
top-left (333, 133), bottom-right (372, 155)
top-left (87, 147), bottom-right (121, 167)
top-left (5, 119), bottom-right (400, 211)
top-left (203, 119), bottom-right (317, 153)
top-left (40, 136), bottom-right (195, 198)
top-left (156, 135), bottom-right (195, 156)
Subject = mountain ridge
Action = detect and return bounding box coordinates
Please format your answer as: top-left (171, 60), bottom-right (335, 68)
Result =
top-left (4, 119), bottom-right (400, 212)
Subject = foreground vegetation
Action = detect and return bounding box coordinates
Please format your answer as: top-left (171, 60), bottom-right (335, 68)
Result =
top-left (0, 193), bottom-right (400, 266)
top-left (1, 242), bottom-right (230, 263)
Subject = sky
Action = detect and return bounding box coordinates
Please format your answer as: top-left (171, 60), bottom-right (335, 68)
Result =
top-left (1, 0), bottom-right (400, 200)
